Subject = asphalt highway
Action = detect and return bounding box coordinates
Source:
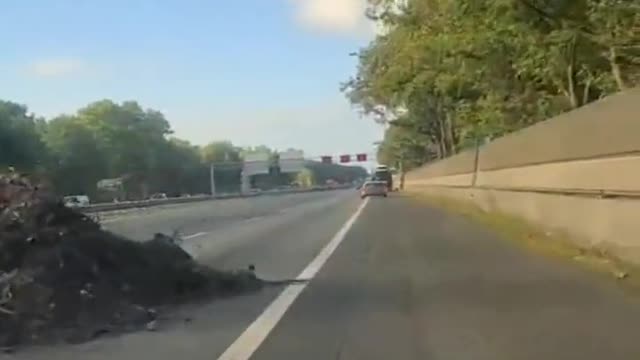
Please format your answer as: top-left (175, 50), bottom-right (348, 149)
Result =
top-left (8, 190), bottom-right (640, 360)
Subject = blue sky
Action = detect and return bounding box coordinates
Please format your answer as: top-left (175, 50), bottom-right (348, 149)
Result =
top-left (0, 0), bottom-right (384, 161)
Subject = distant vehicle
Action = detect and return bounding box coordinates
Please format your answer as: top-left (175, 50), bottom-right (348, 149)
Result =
top-left (63, 195), bottom-right (90, 208)
top-left (360, 181), bottom-right (388, 199)
top-left (149, 193), bottom-right (168, 200)
top-left (372, 165), bottom-right (393, 191)
top-left (326, 179), bottom-right (338, 188)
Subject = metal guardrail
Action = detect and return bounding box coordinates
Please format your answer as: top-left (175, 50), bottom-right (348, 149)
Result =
top-left (80, 185), bottom-right (352, 214)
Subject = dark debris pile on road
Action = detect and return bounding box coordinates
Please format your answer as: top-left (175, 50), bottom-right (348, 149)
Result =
top-left (0, 173), bottom-right (262, 349)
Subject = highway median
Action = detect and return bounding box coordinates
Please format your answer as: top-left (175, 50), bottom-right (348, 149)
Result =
top-left (81, 185), bottom-right (352, 214)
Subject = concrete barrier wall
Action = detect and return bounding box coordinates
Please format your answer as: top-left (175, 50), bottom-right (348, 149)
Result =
top-left (409, 149), bottom-right (477, 178)
top-left (411, 186), bottom-right (640, 264)
top-left (475, 155), bottom-right (640, 193)
top-left (405, 88), bottom-right (640, 264)
top-left (412, 154), bottom-right (640, 193)
top-left (478, 88), bottom-right (640, 171)
top-left (406, 87), bottom-right (640, 187)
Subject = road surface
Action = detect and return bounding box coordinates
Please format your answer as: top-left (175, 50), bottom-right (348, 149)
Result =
top-left (7, 191), bottom-right (640, 359)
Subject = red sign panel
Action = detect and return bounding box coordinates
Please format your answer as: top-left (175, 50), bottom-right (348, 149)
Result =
top-left (321, 156), bottom-right (332, 164)
top-left (356, 153), bottom-right (367, 162)
top-left (340, 155), bottom-right (351, 163)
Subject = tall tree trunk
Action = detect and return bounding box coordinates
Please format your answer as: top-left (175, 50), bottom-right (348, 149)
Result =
top-left (583, 76), bottom-right (593, 105)
top-left (430, 136), bottom-right (443, 160)
top-left (399, 161), bottom-right (405, 190)
top-left (445, 111), bottom-right (456, 155)
top-left (471, 137), bottom-right (480, 187)
top-left (609, 46), bottom-right (628, 91)
top-left (435, 100), bottom-right (452, 157)
top-left (438, 119), bottom-right (448, 157)
top-left (566, 36), bottom-right (580, 109)
top-left (435, 141), bottom-right (444, 159)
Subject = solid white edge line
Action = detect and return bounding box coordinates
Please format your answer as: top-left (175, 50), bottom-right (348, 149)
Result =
top-left (99, 218), bottom-right (120, 224)
top-left (183, 232), bottom-right (208, 240)
top-left (216, 197), bottom-right (370, 360)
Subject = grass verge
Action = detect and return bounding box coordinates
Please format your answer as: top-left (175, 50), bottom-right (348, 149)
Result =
top-left (406, 190), bottom-right (640, 294)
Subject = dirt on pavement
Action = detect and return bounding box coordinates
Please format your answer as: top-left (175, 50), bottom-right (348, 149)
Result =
top-left (0, 173), bottom-right (263, 350)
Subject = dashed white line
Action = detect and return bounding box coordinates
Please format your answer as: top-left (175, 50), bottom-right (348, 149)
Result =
top-left (183, 232), bottom-right (208, 240)
top-left (216, 197), bottom-right (369, 360)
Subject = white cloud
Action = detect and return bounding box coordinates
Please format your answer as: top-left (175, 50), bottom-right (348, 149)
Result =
top-left (28, 58), bottom-right (87, 78)
top-left (290, 0), bottom-right (374, 37)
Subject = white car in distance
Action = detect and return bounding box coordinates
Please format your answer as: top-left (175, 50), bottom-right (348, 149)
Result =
top-left (63, 195), bottom-right (90, 208)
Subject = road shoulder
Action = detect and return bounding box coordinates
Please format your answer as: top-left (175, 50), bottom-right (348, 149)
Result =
top-left (406, 191), bottom-right (640, 295)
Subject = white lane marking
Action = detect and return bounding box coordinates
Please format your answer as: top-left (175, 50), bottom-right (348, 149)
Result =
top-left (99, 218), bottom-right (122, 224)
top-left (99, 214), bottom-right (148, 225)
top-left (183, 232), bottom-right (208, 240)
top-left (217, 197), bottom-right (370, 360)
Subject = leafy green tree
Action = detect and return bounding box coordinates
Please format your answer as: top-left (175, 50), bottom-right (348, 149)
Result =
top-left (377, 123), bottom-right (434, 171)
top-left (149, 138), bottom-right (205, 196)
top-left (43, 115), bottom-right (109, 196)
top-left (202, 141), bottom-right (242, 163)
top-left (69, 100), bottom-right (173, 198)
top-left (0, 101), bottom-right (47, 171)
top-left (201, 141), bottom-right (243, 193)
top-left (344, 0), bottom-right (639, 168)
top-left (77, 100), bottom-right (171, 178)
top-left (295, 168), bottom-right (315, 187)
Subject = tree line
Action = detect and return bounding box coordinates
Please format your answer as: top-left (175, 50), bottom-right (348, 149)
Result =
top-left (1, 99), bottom-right (366, 201)
top-left (344, 0), bottom-right (639, 171)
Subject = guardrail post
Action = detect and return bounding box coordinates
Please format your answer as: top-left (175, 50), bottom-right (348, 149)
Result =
top-left (471, 137), bottom-right (480, 187)
top-left (209, 163), bottom-right (216, 196)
